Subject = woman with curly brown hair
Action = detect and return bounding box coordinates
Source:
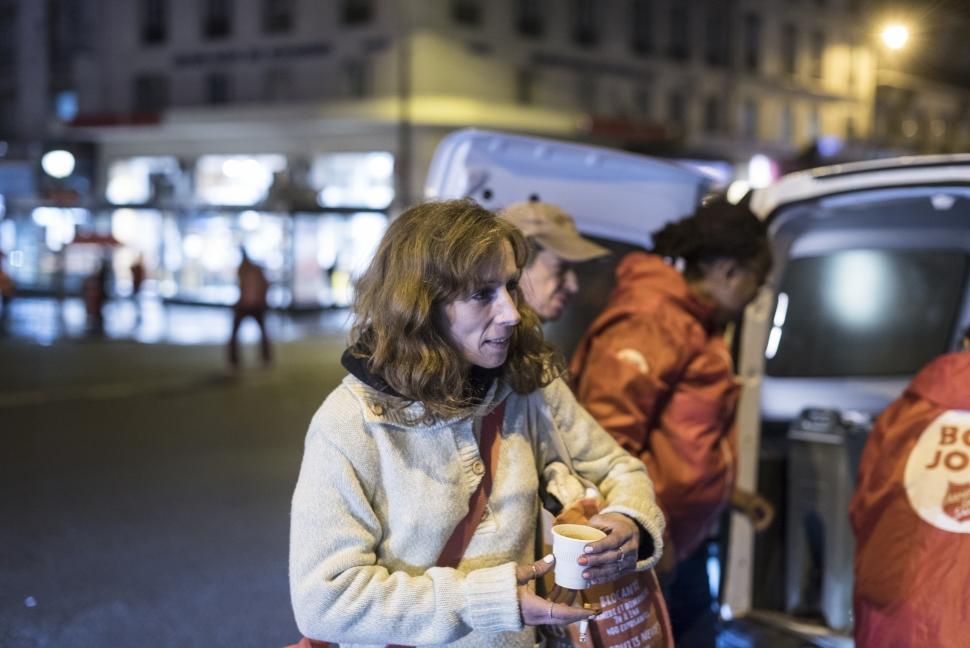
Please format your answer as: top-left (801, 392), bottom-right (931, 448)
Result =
top-left (289, 199), bottom-right (665, 647)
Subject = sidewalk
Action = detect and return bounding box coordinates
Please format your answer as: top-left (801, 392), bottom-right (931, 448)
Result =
top-left (0, 295), bottom-right (351, 346)
top-left (0, 296), bottom-right (353, 405)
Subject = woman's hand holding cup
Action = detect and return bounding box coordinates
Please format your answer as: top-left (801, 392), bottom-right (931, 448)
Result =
top-left (515, 554), bottom-right (597, 626)
top-left (575, 512), bottom-right (640, 585)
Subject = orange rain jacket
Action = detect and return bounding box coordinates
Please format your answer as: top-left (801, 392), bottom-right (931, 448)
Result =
top-left (571, 253), bottom-right (739, 561)
top-left (849, 351), bottom-right (970, 648)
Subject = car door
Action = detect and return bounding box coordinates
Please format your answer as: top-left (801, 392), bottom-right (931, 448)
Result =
top-left (722, 157), bottom-right (970, 633)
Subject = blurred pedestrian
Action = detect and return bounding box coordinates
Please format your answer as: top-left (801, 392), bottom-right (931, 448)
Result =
top-left (228, 248), bottom-right (271, 368)
top-left (130, 255), bottom-right (146, 299)
top-left (288, 199), bottom-right (665, 647)
top-left (129, 254), bottom-right (147, 323)
top-left (850, 345), bottom-right (970, 648)
top-left (0, 251), bottom-right (14, 331)
top-left (498, 200), bottom-right (609, 323)
top-left (570, 198), bottom-right (776, 648)
top-left (83, 259), bottom-right (110, 335)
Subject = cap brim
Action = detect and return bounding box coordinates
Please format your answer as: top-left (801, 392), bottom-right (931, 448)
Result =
top-left (535, 231), bottom-right (610, 262)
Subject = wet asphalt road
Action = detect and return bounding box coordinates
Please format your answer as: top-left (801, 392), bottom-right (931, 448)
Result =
top-left (0, 299), bottom-right (840, 647)
top-left (1, 331), bottom-right (347, 647)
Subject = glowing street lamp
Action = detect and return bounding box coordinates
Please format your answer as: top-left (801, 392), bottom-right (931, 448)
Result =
top-left (41, 149), bottom-right (76, 179)
top-left (881, 24), bottom-right (909, 51)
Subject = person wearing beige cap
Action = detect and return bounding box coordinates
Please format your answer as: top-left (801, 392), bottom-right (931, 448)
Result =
top-left (499, 201), bottom-right (609, 322)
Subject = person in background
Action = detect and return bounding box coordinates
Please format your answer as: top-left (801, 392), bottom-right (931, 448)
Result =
top-left (129, 254), bottom-right (147, 323)
top-left (288, 199), bottom-right (665, 647)
top-left (228, 248), bottom-right (271, 369)
top-left (570, 198), bottom-right (775, 647)
top-left (0, 251), bottom-right (14, 331)
top-left (850, 341), bottom-right (970, 648)
top-left (498, 200), bottom-right (609, 323)
top-left (83, 259), bottom-right (111, 335)
top-left (130, 255), bottom-right (146, 300)
top-left (961, 324), bottom-right (970, 352)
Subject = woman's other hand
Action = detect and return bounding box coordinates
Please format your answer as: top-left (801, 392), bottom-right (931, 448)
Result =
top-left (578, 512), bottom-right (640, 585)
top-left (731, 488), bottom-right (775, 532)
top-left (516, 555), bottom-right (596, 626)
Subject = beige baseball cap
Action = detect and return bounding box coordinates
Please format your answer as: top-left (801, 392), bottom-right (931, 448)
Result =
top-left (499, 201), bottom-right (609, 262)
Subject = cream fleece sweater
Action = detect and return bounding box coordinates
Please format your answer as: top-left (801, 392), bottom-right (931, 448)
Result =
top-left (289, 375), bottom-right (665, 648)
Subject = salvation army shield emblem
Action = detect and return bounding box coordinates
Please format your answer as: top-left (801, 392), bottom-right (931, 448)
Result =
top-left (942, 481), bottom-right (970, 523)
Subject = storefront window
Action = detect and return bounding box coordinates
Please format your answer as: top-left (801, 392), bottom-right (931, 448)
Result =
top-left (310, 152), bottom-right (394, 209)
top-left (106, 156), bottom-right (181, 205)
top-left (195, 154), bottom-right (286, 206)
top-left (292, 210), bottom-right (386, 307)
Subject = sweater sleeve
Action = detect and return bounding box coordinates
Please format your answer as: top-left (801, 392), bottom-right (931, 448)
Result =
top-left (289, 395), bottom-right (522, 644)
top-left (537, 378), bottom-right (666, 570)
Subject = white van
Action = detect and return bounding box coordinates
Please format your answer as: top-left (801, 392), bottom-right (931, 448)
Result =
top-left (425, 128), bottom-right (970, 644)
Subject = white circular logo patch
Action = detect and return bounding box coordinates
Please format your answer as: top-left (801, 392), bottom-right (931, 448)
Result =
top-left (903, 410), bottom-right (970, 534)
top-left (615, 348), bottom-right (649, 375)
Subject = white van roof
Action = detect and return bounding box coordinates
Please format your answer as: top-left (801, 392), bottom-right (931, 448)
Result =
top-left (750, 154), bottom-right (970, 219)
top-left (424, 128), bottom-right (710, 247)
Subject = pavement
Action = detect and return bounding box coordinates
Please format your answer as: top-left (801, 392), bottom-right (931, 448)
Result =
top-left (0, 296), bottom-right (850, 647)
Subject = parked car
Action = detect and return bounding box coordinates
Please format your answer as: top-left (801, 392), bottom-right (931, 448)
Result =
top-left (425, 128), bottom-right (970, 641)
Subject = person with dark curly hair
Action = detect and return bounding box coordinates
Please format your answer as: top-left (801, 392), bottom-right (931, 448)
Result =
top-left (570, 198), bottom-right (775, 647)
top-left (289, 199), bottom-right (666, 647)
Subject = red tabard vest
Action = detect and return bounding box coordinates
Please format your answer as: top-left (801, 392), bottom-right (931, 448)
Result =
top-left (849, 351), bottom-right (970, 648)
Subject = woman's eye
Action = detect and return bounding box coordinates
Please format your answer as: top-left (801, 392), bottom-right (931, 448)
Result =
top-left (471, 288), bottom-right (494, 302)
top-left (506, 279), bottom-right (519, 293)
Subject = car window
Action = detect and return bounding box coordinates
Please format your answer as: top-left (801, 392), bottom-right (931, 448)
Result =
top-left (765, 249), bottom-right (967, 377)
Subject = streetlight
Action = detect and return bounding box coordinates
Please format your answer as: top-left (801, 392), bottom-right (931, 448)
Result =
top-left (881, 24), bottom-right (909, 51)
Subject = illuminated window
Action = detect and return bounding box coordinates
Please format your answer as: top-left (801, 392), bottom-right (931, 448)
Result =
top-left (106, 156), bottom-right (180, 205)
top-left (195, 154), bottom-right (286, 206)
top-left (310, 152), bottom-right (394, 209)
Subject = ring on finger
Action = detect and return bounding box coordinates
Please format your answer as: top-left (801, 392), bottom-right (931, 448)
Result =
top-left (617, 547), bottom-right (624, 562)
top-left (531, 564), bottom-right (538, 579)
top-left (549, 601), bottom-right (555, 620)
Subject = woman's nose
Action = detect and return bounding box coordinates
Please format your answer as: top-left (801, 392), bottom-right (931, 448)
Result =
top-left (495, 288), bottom-right (521, 326)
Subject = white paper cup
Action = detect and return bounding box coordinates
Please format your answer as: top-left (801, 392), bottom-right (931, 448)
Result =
top-left (551, 523), bottom-right (607, 590)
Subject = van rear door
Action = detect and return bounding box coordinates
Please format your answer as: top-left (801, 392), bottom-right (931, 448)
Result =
top-left (424, 128), bottom-right (710, 352)
top-left (723, 157), bottom-right (970, 635)
top-left (424, 128), bottom-right (710, 247)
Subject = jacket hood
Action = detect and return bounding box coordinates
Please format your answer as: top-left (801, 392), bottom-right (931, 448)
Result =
top-left (606, 252), bottom-right (718, 329)
top-left (907, 351), bottom-right (970, 411)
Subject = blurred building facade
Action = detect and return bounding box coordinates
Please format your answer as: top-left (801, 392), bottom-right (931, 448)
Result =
top-left (0, 0), bottom-right (969, 306)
